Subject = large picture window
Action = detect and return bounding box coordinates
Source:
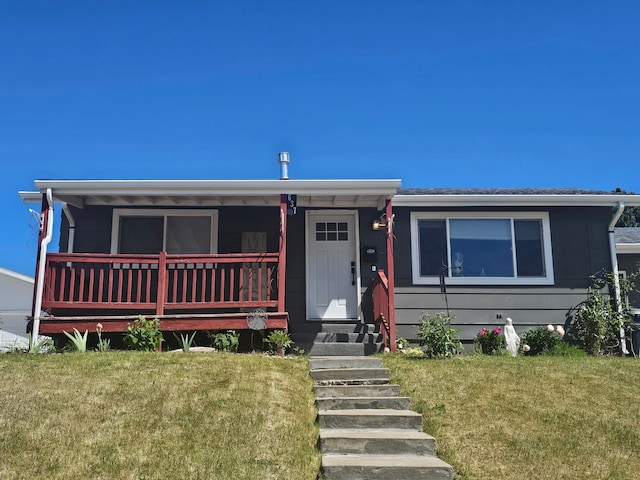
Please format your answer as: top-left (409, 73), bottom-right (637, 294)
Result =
top-left (111, 209), bottom-right (218, 254)
top-left (410, 212), bottom-right (554, 285)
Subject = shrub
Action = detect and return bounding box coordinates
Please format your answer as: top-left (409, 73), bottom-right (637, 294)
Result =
top-left (569, 271), bottom-right (638, 355)
top-left (568, 273), bottom-right (638, 355)
top-left (395, 337), bottom-right (410, 351)
top-left (263, 329), bottom-right (292, 355)
top-left (209, 330), bottom-right (240, 352)
top-left (124, 316), bottom-right (164, 351)
top-left (417, 312), bottom-right (462, 359)
top-left (520, 327), bottom-right (560, 355)
top-left (474, 327), bottom-right (504, 355)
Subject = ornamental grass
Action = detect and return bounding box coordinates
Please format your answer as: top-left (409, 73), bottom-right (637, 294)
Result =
top-left (382, 354), bottom-right (640, 480)
top-left (0, 352), bottom-right (320, 480)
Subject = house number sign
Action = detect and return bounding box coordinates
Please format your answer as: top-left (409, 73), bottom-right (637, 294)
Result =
top-left (286, 194), bottom-right (297, 215)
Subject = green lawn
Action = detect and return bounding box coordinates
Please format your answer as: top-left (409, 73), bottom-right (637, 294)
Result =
top-left (3, 351), bottom-right (638, 480)
top-left (0, 352), bottom-right (320, 480)
top-left (382, 354), bottom-right (640, 480)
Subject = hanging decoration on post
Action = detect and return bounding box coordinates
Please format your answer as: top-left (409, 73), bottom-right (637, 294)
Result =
top-left (247, 309), bottom-right (267, 330)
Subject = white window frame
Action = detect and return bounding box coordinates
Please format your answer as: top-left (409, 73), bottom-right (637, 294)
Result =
top-left (410, 211), bottom-right (554, 286)
top-left (111, 209), bottom-right (218, 254)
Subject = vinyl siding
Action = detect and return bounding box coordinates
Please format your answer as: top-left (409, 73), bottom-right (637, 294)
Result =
top-left (392, 205), bottom-right (614, 344)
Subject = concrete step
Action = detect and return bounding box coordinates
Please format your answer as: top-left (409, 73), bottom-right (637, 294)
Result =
top-left (308, 342), bottom-right (383, 356)
top-left (314, 384), bottom-right (401, 398)
top-left (318, 322), bottom-right (378, 334)
top-left (311, 367), bottom-right (390, 382)
top-left (322, 454), bottom-right (453, 480)
top-left (310, 356), bottom-right (383, 370)
top-left (318, 409), bottom-right (423, 430)
top-left (290, 322), bottom-right (379, 336)
top-left (316, 395), bottom-right (411, 410)
top-left (314, 332), bottom-right (383, 343)
top-left (319, 428), bottom-right (437, 455)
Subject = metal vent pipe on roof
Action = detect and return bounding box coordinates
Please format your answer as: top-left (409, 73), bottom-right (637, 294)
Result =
top-left (278, 152), bottom-right (290, 180)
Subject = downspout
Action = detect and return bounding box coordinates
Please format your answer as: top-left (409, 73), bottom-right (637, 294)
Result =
top-left (608, 201), bottom-right (628, 355)
top-left (32, 188), bottom-right (54, 344)
top-left (62, 202), bottom-right (75, 253)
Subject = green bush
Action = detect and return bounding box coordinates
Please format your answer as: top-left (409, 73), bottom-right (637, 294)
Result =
top-left (568, 272), bottom-right (638, 355)
top-left (417, 312), bottom-right (462, 359)
top-left (209, 330), bottom-right (240, 352)
top-left (124, 316), bottom-right (164, 351)
top-left (263, 329), bottom-right (292, 355)
top-left (520, 327), bottom-right (560, 355)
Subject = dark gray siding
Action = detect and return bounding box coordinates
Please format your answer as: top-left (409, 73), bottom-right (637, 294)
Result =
top-left (393, 205), bottom-right (615, 344)
top-left (217, 207), bottom-right (280, 254)
top-left (284, 208), bottom-right (307, 328)
top-left (60, 205), bottom-right (114, 254)
top-left (60, 205), bottom-right (284, 254)
top-left (618, 253), bottom-right (640, 309)
top-left (285, 207), bottom-right (390, 329)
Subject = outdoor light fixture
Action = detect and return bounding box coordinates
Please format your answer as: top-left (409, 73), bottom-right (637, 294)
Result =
top-left (372, 214), bottom-right (388, 231)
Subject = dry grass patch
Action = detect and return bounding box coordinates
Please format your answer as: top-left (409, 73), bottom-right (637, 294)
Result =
top-left (0, 352), bottom-right (320, 480)
top-left (382, 355), bottom-right (640, 480)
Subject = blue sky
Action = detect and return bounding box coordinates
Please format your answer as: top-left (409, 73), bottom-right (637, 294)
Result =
top-left (1, 0), bottom-right (639, 276)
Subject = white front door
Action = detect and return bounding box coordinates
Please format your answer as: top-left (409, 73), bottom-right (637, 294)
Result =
top-left (306, 212), bottom-right (359, 320)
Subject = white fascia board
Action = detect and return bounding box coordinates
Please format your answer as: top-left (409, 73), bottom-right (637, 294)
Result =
top-left (31, 179), bottom-right (401, 198)
top-left (616, 244), bottom-right (640, 254)
top-left (393, 194), bottom-right (640, 207)
top-left (18, 191), bottom-right (43, 204)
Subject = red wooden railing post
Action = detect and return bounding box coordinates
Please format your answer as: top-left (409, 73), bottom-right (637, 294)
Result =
top-left (156, 251), bottom-right (167, 316)
top-left (385, 198), bottom-right (397, 352)
top-left (278, 195), bottom-right (288, 316)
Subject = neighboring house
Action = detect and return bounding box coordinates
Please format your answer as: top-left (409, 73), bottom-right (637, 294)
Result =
top-left (18, 161), bottom-right (640, 351)
top-left (615, 227), bottom-right (640, 312)
top-left (0, 267), bottom-right (33, 351)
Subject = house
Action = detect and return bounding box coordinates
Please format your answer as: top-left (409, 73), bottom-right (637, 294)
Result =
top-left (18, 158), bottom-right (640, 352)
top-left (615, 227), bottom-right (640, 312)
top-left (0, 267), bottom-right (34, 351)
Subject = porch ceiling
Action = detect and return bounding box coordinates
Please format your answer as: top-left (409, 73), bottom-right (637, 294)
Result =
top-left (21, 179), bottom-right (401, 209)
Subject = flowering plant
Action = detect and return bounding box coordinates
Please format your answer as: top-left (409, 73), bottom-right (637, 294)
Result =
top-left (474, 327), bottom-right (504, 355)
top-left (520, 326), bottom-right (560, 355)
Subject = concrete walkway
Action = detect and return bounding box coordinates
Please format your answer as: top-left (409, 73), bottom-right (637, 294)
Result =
top-left (311, 356), bottom-right (454, 480)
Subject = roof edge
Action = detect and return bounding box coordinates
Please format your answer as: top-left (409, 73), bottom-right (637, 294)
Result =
top-left (29, 179), bottom-right (402, 197)
top-left (393, 194), bottom-right (640, 207)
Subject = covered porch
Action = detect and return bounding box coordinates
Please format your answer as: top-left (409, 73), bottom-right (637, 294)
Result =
top-left (21, 178), bottom-right (400, 345)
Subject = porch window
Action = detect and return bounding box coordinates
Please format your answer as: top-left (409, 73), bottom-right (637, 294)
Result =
top-left (410, 212), bottom-right (554, 285)
top-left (111, 209), bottom-right (218, 254)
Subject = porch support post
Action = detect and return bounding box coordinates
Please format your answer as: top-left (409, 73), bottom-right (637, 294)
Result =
top-left (156, 251), bottom-right (167, 317)
top-left (278, 195), bottom-right (288, 315)
top-left (385, 198), bottom-right (397, 352)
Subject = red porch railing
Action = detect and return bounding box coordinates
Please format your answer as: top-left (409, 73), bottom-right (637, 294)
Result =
top-left (372, 269), bottom-right (396, 352)
top-left (42, 252), bottom-right (281, 316)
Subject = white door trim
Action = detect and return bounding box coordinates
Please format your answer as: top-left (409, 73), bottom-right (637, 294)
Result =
top-left (305, 210), bottom-right (361, 321)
